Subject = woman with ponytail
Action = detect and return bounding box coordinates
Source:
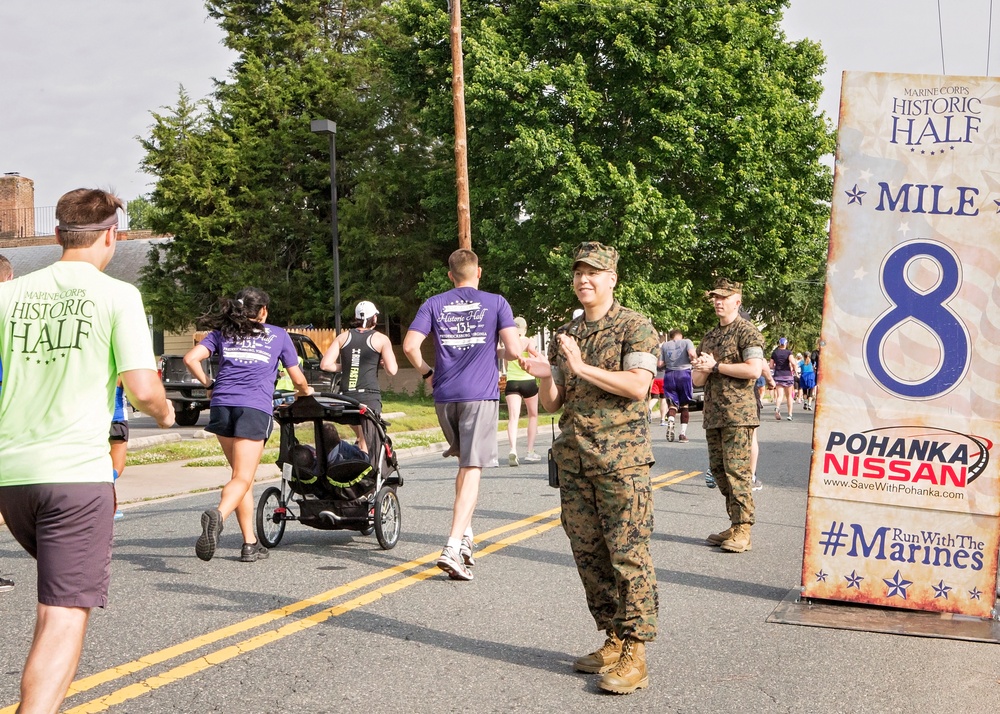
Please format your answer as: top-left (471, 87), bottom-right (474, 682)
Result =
top-left (184, 287), bottom-right (313, 563)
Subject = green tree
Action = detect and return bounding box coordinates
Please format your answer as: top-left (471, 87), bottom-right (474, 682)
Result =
top-left (139, 0), bottom-right (444, 332)
top-left (126, 195), bottom-right (158, 230)
top-left (390, 0), bottom-right (834, 332)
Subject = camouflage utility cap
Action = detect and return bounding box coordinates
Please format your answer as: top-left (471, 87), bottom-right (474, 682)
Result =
top-left (706, 277), bottom-right (742, 297)
top-left (573, 242), bottom-right (618, 272)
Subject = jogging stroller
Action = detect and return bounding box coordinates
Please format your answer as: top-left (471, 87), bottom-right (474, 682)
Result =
top-left (255, 393), bottom-right (403, 550)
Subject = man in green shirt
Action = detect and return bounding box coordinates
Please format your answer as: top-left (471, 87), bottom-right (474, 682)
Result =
top-left (0, 189), bottom-right (174, 714)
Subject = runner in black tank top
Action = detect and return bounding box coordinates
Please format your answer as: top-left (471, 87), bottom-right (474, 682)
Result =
top-left (319, 301), bottom-right (398, 454)
top-left (341, 329), bottom-right (382, 410)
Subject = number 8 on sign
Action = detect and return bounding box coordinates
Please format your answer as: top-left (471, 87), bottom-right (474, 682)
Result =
top-left (863, 240), bottom-right (970, 400)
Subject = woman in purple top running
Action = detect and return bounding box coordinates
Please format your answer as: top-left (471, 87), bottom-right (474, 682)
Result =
top-left (184, 287), bottom-right (313, 563)
top-left (769, 337), bottom-right (796, 421)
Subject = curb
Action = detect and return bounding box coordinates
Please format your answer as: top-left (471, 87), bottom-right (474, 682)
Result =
top-left (128, 433), bottom-right (182, 450)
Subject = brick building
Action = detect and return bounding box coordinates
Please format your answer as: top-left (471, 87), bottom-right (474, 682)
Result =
top-left (0, 174), bottom-right (35, 239)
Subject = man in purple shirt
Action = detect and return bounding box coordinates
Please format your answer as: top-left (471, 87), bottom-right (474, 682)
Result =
top-left (404, 249), bottom-right (521, 580)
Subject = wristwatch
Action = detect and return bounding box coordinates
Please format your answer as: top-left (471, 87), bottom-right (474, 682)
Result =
top-left (711, 363), bottom-right (720, 374)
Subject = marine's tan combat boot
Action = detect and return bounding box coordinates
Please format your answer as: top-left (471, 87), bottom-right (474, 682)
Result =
top-left (706, 525), bottom-right (735, 545)
top-left (573, 631), bottom-right (622, 673)
top-left (597, 638), bottom-right (648, 694)
top-left (720, 523), bottom-right (752, 552)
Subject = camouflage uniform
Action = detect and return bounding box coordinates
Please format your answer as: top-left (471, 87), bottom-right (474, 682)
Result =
top-left (551, 302), bottom-right (659, 641)
top-left (698, 316), bottom-right (765, 526)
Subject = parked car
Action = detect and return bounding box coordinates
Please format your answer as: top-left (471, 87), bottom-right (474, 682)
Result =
top-left (161, 332), bottom-right (337, 427)
top-left (690, 382), bottom-right (705, 411)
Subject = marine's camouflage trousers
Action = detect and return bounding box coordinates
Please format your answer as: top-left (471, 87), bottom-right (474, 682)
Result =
top-left (705, 426), bottom-right (756, 525)
top-left (559, 463), bottom-right (657, 642)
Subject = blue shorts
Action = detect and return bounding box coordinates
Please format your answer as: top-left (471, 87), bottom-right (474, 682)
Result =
top-left (206, 406), bottom-right (274, 441)
top-left (662, 370), bottom-right (694, 407)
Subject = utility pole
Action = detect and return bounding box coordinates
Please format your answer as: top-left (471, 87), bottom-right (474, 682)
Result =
top-left (449, 0), bottom-right (472, 249)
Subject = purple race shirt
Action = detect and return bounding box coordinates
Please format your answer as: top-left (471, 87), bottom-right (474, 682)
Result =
top-left (200, 324), bottom-right (299, 414)
top-left (409, 287), bottom-right (516, 403)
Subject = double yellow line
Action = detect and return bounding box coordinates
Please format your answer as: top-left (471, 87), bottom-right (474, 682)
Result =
top-left (1, 469), bottom-right (699, 714)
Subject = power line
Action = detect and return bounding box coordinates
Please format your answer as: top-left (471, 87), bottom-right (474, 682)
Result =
top-left (937, 0), bottom-right (947, 74)
top-left (988, 0), bottom-right (994, 75)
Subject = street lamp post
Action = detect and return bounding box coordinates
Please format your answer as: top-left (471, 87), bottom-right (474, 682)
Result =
top-left (310, 118), bottom-right (341, 333)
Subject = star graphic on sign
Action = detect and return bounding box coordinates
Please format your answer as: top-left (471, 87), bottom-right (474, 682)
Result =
top-left (858, 169), bottom-right (873, 183)
top-left (932, 580), bottom-right (952, 599)
top-left (897, 221), bottom-right (910, 236)
top-left (815, 570), bottom-right (828, 582)
top-left (969, 587), bottom-right (982, 601)
top-left (845, 184), bottom-right (866, 205)
top-left (994, 199), bottom-right (1000, 214)
top-left (844, 570), bottom-right (864, 590)
top-left (883, 570), bottom-right (912, 599)
top-left (827, 264), bottom-right (838, 275)
top-left (853, 266), bottom-right (867, 280)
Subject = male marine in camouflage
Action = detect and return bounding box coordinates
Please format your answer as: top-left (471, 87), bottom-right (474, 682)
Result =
top-left (520, 241), bottom-right (658, 695)
top-left (692, 278), bottom-right (765, 553)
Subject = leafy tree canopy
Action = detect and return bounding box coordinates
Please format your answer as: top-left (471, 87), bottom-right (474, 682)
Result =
top-left (390, 0), bottom-right (834, 336)
top-left (139, 0), bottom-right (444, 332)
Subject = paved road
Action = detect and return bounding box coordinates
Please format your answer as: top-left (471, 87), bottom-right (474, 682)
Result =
top-left (129, 409), bottom-right (210, 440)
top-left (2, 411), bottom-right (998, 713)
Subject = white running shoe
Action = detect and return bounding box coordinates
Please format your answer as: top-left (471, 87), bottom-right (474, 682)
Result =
top-left (459, 536), bottom-right (475, 567)
top-left (509, 451), bottom-right (519, 467)
top-left (437, 546), bottom-right (474, 580)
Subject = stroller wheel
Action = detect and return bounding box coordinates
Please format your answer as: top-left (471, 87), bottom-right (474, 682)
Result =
top-left (256, 486), bottom-right (287, 548)
top-left (374, 486), bottom-right (401, 550)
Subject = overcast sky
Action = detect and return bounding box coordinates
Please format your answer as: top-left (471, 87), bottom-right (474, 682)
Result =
top-left (1, 1), bottom-right (999, 209)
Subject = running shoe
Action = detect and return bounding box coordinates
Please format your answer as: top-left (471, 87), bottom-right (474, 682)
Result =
top-left (240, 541), bottom-right (269, 563)
top-left (752, 477), bottom-right (764, 491)
top-left (195, 508), bottom-right (224, 562)
top-left (114, 509), bottom-right (124, 521)
top-left (705, 470), bottom-right (716, 489)
top-left (787, 415), bottom-right (793, 421)
top-left (509, 451), bottom-right (519, 467)
top-left (460, 535), bottom-right (476, 567)
top-left (0, 577), bottom-right (13, 593)
top-left (523, 452), bottom-right (542, 463)
top-left (665, 419), bottom-right (675, 442)
top-left (659, 420), bottom-right (667, 427)
top-left (774, 409), bottom-right (781, 421)
top-left (436, 546), bottom-right (474, 581)
top-left (678, 434), bottom-right (689, 443)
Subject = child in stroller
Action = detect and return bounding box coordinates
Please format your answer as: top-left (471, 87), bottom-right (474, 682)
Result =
top-left (255, 393), bottom-right (402, 550)
top-left (288, 423), bottom-right (368, 474)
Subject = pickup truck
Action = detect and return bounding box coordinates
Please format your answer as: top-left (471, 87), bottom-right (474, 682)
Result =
top-left (160, 332), bottom-right (337, 426)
